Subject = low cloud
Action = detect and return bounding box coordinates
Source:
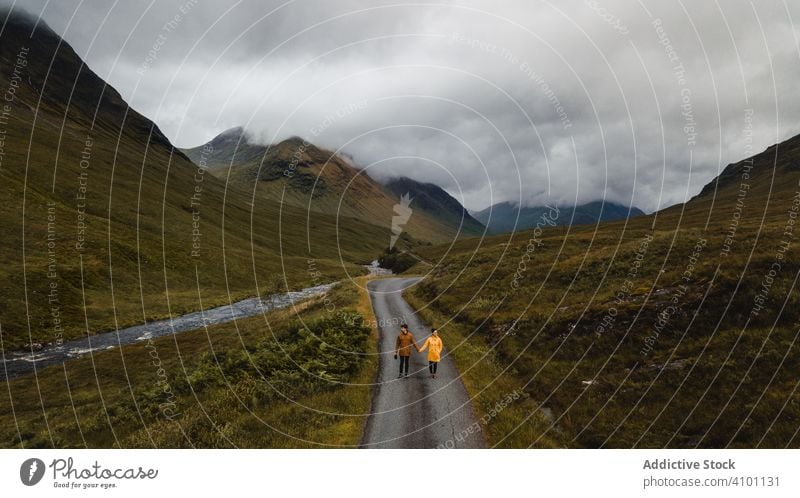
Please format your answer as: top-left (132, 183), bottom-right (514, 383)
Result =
top-left (6, 0), bottom-right (799, 212)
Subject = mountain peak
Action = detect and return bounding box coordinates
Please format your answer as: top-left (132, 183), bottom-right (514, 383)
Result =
top-left (205, 126), bottom-right (249, 150)
top-left (0, 6), bottom-right (174, 149)
top-left (279, 135), bottom-right (308, 147)
top-left (383, 176), bottom-right (485, 236)
top-left (1, 6), bottom-right (56, 37)
top-left (196, 130), bottom-right (320, 156)
top-left (219, 126), bottom-right (245, 139)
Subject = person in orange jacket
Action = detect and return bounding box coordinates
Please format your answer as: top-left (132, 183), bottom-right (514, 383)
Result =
top-left (394, 324), bottom-right (419, 378)
top-left (417, 328), bottom-right (443, 378)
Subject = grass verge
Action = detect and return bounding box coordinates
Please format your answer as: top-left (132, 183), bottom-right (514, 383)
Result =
top-left (405, 291), bottom-right (564, 448)
top-left (0, 277), bottom-right (381, 448)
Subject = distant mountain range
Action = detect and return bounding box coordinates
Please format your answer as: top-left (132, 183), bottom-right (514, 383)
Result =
top-left (472, 200), bottom-right (645, 234)
top-left (181, 128), bottom-right (485, 244)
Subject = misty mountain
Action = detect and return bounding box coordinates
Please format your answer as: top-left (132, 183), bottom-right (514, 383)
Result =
top-left (382, 177), bottom-right (485, 237)
top-left (182, 128), bottom-right (481, 245)
top-left (0, 8), bottom-right (389, 349)
top-left (472, 200), bottom-right (645, 234)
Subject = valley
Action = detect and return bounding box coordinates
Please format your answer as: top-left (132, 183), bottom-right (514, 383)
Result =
top-left (2, 5), bottom-right (798, 452)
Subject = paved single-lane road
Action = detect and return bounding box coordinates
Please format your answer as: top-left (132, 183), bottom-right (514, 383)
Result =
top-left (362, 277), bottom-right (485, 448)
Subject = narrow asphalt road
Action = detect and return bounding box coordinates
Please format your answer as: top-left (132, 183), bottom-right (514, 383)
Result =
top-left (361, 277), bottom-right (485, 448)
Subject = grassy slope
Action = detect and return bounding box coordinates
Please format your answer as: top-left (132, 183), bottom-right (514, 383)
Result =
top-left (184, 134), bottom-right (476, 246)
top-left (404, 134), bottom-right (800, 448)
top-left (0, 17), bottom-right (392, 350)
top-left (0, 12), bottom-right (393, 448)
top-left (0, 277), bottom-right (381, 448)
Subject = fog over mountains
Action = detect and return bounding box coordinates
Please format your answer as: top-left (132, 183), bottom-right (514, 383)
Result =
top-left (5, 0), bottom-right (798, 214)
top-left (472, 201), bottom-right (645, 234)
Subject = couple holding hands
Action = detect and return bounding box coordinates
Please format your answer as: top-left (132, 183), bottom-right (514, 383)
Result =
top-left (394, 324), bottom-right (443, 378)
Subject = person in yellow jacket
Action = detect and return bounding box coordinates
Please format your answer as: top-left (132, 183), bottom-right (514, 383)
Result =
top-left (417, 328), bottom-right (443, 378)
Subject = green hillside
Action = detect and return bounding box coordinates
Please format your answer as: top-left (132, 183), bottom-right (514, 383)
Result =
top-left (182, 128), bottom-right (477, 246)
top-left (404, 133), bottom-right (800, 448)
top-left (0, 12), bottom-right (388, 350)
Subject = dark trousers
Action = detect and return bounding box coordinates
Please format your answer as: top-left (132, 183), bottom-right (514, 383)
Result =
top-left (399, 355), bottom-right (410, 374)
top-left (429, 361), bottom-right (438, 374)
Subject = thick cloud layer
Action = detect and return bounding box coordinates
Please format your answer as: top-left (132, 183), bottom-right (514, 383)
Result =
top-left (4, 0), bottom-right (799, 212)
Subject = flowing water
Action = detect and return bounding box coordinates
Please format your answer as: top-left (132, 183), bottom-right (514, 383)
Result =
top-left (1, 283), bottom-right (336, 380)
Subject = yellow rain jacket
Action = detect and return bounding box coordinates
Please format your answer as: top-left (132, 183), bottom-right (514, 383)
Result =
top-left (418, 335), bottom-right (443, 362)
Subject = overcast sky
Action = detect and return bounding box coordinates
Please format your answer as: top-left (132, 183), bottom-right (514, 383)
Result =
top-left (4, 0), bottom-right (800, 212)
